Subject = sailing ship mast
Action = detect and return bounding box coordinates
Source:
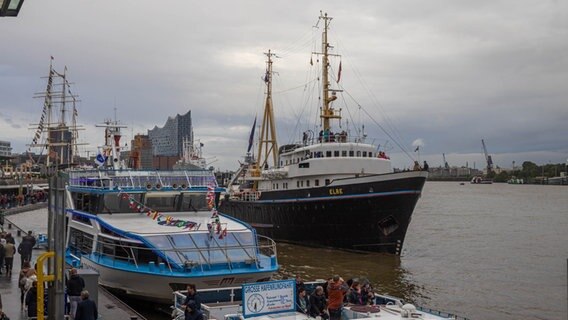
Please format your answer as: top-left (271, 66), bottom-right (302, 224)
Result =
top-left (254, 50), bottom-right (279, 175)
top-left (318, 12), bottom-right (342, 133)
top-left (28, 58), bottom-right (85, 168)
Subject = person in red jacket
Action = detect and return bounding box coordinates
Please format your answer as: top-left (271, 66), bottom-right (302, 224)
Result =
top-left (327, 275), bottom-right (348, 320)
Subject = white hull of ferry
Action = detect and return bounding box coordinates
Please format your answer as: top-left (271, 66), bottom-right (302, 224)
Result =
top-left (81, 257), bottom-right (273, 302)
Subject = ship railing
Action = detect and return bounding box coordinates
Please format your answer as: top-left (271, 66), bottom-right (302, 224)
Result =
top-left (67, 169), bottom-right (218, 190)
top-left (72, 233), bottom-right (277, 273)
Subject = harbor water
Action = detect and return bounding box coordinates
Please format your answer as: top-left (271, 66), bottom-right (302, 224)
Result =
top-left (3, 182), bottom-right (567, 319)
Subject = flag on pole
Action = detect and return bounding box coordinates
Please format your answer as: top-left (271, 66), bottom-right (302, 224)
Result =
top-left (414, 146), bottom-right (420, 152)
top-left (247, 116), bottom-right (257, 153)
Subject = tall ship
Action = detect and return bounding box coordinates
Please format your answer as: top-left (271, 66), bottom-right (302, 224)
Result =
top-left (64, 121), bottom-right (278, 302)
top-left (219, 12), bottom-right (427, 255)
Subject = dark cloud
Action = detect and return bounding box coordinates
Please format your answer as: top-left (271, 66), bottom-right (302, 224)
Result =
top-left (1, 0), bottom-right (567, 170)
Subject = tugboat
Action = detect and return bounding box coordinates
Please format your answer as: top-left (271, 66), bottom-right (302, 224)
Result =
top-left (64, 120), bottom-right (278, 302)
top-left (219, 12), bottom-right (427, 255)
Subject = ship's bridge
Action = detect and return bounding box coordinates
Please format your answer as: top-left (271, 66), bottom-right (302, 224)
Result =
top-left (277, 142), bottom-right (392, 178)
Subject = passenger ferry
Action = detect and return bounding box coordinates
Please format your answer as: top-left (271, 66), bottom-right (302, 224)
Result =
top-left (65, 121), bottom-right (278, 302)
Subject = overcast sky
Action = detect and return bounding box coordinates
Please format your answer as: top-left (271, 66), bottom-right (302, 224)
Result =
top-left (1, 0), bottom-right (567, 171)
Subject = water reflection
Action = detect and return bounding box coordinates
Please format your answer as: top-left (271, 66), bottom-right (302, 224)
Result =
top-left (274, 243), bottom-right (426, 303)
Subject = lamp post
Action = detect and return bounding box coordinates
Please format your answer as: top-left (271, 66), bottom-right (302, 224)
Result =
top-left (0, 0), bottom-right (25, 17)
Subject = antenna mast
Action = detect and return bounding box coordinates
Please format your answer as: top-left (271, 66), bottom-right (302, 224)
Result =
top-left (255, 50), bottom-right (279, 173)
top-left (319, 12), bottom-right (341, 132)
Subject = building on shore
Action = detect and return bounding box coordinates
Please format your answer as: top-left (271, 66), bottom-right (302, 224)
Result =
top-left (148, 110), bottom-right (193, 158)
top-left (0, 140), bottom-right (12, 158)
top-left (129, 134), bottom-right (153, 169)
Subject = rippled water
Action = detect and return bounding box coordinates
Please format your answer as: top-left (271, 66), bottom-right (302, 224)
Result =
top-left (278, 182), bottom-right (568, 319)
top-left (5, 182), bottom-right (567, 319)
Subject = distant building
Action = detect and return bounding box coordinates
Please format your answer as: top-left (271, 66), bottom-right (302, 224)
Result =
top-left (0, 140), bottom-right (12, 157)
top-left (129, 134), bottom-right (153, 169)
top-left (148, 110), bottom-right (193, 157)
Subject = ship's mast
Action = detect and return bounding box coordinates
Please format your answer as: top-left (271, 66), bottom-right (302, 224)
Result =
top-left (255, 50), bottom-right (279, 173)
top-left (319, 12), bottom-right (341, 132)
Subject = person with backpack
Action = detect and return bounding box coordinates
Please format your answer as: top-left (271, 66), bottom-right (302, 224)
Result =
top-left (19, 261), bottom-right (36, 309)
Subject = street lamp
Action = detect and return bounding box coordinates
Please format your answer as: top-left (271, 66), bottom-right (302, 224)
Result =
top-left (0, 0), bottom-right (25, 17)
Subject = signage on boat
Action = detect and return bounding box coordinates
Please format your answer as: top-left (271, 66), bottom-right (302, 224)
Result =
top-left (242, 279), bottom-right (296, 318)
top-left (329, 187), bottom-right (343, 196)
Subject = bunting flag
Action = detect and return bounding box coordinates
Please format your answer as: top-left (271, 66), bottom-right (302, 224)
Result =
top-left (337, 61), bottom-right (342, 83)
top-left (118, 191), bottom-right (198, 230)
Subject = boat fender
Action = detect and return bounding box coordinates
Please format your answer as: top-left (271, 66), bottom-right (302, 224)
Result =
top-left (146, 183), bottom-right (152, 190)
top-left (172, 183), bottom-right (178, 189)
top-left (181, 184), bottom-right (188, 190)
top-left (155, 183), bottom-right (162, 190)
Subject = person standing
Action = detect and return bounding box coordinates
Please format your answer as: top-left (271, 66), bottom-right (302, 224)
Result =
top-left (18, 261), bottom-right (36, 309)
top-left (296, 287), bottom-right (310, 315)
top-left (25, 280), bottom-right (39, 318)
top-left (74, 290), bottom-right (97, 320)
top-left (67, 268), bottom-right (85, 320)
top-left (308, 285), bottom-right (328, 319)
top-left (18, 235), bottom-right (34, 268)
top-left (22, 231), bottom-right (36, 248)
top-left (327, 275), bottom-right (348, 320)
top-left (183, 284), bottom-right (201, 311)
top-left (0, 239), bottom-right (5, 275)
top-left (3, 240), bottom-right (15, 277)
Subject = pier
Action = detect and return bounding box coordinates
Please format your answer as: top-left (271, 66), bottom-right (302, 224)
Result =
top-left (0, 206), bottom-right (146, 320)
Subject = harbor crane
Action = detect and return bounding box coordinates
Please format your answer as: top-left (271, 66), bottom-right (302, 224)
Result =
top-left (481, 139), bottom-right (494, 175)
top-left (442, 153), bottom-right (449, 169)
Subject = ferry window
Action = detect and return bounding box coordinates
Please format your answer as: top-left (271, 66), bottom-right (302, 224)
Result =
top-left (326, 151), bottom-right (332, 157)
top-left (369, 152), bottom-right (373, 157)
top-left (103, 193), bottom-right (143, 213)
top-left (301, 181), bottom-right (304, 187)
top-left (145, 192), bottom-right (181, 212)
top-left (334, 151), bottom-right (340, 157)
top-left (325, 179), bottom-right (331, 185)
top-left (341, 151), bottom-right (347, 157)
top-left (363, 151), bottom-right (367, 157)
top-left (181, 193), bottom-right (208, 211)
top-left (68, 227), bottom-right (93, 255)
top-left (297, 181), bottom-right (300, 188)
top-left (356, 151), bottom-right (361, 157)
top-left (299, 162), bottom-right (310, 168)
top-left (306, 180), bottom-right (310, 187)
top-left (73, 193), bottom-right (102, 214)
top-left (349, 151), bottom-right (354, 157)
top-left (315, 180), bottom-right (320, 186)
top-left (72, 213), bottom-right (92, 226)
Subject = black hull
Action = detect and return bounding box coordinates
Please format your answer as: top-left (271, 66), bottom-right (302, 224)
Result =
top-left (219, 172), bottom-right (427, 255)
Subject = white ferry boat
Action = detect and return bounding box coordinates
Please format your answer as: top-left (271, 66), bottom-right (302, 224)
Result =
top-left (64, 121), bottom-right (278, 302)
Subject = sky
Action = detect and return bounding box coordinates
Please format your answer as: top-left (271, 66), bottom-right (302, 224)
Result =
top-left (1, 0), bottom-right (567, 171)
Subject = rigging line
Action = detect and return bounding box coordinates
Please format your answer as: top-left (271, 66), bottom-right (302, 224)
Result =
top-left (340, 86), bottom-right (415, 162)
top-left (273, 78), bottom-right (318, 95)
top-left (334, 35), bottom-right (409, 153)
top-left (348, 61), bottom-right (408, 150)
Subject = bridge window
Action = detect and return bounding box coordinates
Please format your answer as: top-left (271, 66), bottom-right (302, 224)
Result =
top-left (334, 150), bottom-right (339, 157)
top-left (325, 179), bottom-right (331, 186)
top-left (349, 151), bottom-right (354, 157)
top-left (326, 151), bottom-right (332, 157)
top-left (342, 151), bottom-right (347, 157)
top-left (306, 180), bottom-right (310, 187)
top-left (356, 151), bottom-right (361, 157)
top-left (363, 151), bottom-right (367, 157)
top-left (315, 180), bottom-right (320, 186)
top-left (369, 152), bottom-right (373, 157)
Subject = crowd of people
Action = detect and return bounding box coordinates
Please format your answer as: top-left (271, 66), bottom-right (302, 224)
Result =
top-left (0, 190), bottom-right (47, 209)
top-left (0, 228), bottom-right (96, 320)
top-left (294, 274), bottom-right (377, 320)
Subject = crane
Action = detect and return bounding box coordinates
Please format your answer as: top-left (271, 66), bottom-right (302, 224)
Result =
top-left (481, 139), bottom-right (494, 174)
top-left (442, 153), bottom-right (449, 169)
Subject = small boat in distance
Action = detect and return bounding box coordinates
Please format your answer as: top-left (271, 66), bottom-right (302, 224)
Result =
top-left (220, 12), bottom-right (427, 255)
top-left (65, 120), bottom-right (278, 302)
top-left (470, 176), bottom-right (493, 184)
